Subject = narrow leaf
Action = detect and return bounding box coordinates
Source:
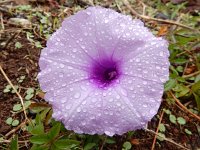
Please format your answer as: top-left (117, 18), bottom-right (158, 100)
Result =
top-left (10, 135), bottom-right (18, 150)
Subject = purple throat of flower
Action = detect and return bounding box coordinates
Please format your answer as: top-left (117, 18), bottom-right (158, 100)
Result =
top-left (90, 58), bottom-right (121, 88)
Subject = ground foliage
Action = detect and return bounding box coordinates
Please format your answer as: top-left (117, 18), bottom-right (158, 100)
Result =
top-left (0, 0), bottom-right (200, 149)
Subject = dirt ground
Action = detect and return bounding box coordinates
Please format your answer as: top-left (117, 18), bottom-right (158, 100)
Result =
top-left (0, 0), bottom-right (200, 150)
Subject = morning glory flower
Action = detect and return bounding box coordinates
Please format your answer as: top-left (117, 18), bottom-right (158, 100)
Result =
top-left (38, 7), bottom-right (170, 136)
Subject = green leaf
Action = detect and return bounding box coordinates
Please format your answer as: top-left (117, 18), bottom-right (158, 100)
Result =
top-left (177, 117), bottom-right (186, 125)
top-left (48, 122), bottom-right (61, 140)
top-left (192, 80), bottom-right (200, 92)
top-left (11, 86), bottom-right (19, 93)
top-left (30, 134), bottom-right (50, 144)
top-left (40, 108), bottom-right (51, 121)
top-left (105, 138), bottom-right (116, 144)
top-left (84, 143), bottom-right (96, 150)
top-left (6, 85), bottom-right (12, 89)
top-left (31, 144), bottom-right (49, 150)
top-left (193, 93), bottom-right (200, 111)
top-left (15, 42), bottom-right (22, 49)
top-left (178, 85), bottom-right (190, 97)
top-left (25, 94), bottom-right (34, 100)
top-left (6, 117), bottom-right (13, 125)
top-left (10, 135), bottom-right (18, 150)
top-left (35, 41), bottom-right (42, 48)
top-left (20, 75), bottom-right (26, 80)
top-left (169, 114), bottom-right (177, 124)
top-left (184, 129), bottom-right (192, 135)
top-left (156, 132), bottom-right (165, 141)
top-left (123, 141), bottom-right (132, 150)
top-left (54, 139), bottom-right (80, 149)
top-left (191, 80), bottom-right (200, 110)
top-left (30, 123), bottom-right (44, 135)
top-left (27, 88), bottom-right (34, 94)
top-left (159, 123), bottom-right (166, 132)
top-left (3, 88), bottom-right (10, 93)
top-left (176, 66), bottom-right (183, 72)
top-left (12, 120), bottom-right (19, 126)
top-left (163, 109), bottom-right (171, 115)
top-left (0, 137), bottom-right (4, 142)
top-left (13, 104), bottom-right (22, 111)
top-left (35, 113), bottom-right (42, 125)
top-left (24, 101), bottom-right (31, 108)
top-left (164, 79), bottom-right (176, 91)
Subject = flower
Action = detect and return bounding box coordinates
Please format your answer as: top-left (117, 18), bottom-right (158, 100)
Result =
top-left (38, 7), bottom-right (170, 136)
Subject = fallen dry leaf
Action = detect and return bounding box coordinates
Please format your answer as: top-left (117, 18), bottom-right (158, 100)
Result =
top-left (131, 139), bottom-right (140, 145)
top-left (158, 25), bottom-right (168, 36)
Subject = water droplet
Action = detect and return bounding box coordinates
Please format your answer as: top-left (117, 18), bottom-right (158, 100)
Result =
top-left (159, 51), bottom-right (164, 56)
top-left (59, 73), bottom-right (64, 78)
top-left (105, 131), bottom-right (114, 136)
top-left (82, 101), bottom-right (86, 105)
top-left (61, 99), bottom-right (65, 103)
top-left (67, 66), bottom-right (73, 69)
top-left (143, 70), bottom-right (148, 74)
top-left (143, 81), bottom-right (147, 85)
top-left (150, 109), bottom-right (155, 114)
top-left (66, 104), bottom-right (71, 110)
top-left (60, 64), bottom-right (65, 68)
top-left (86, 11), bottom-right (91, 15)
top-left (81, 45), bottom-right (85, 49)
top-left (116, 95), bottom-right (120, 99)
top-left (128, 80), bottom-right (133, 84)
top-left (61, 83), bottom-right (66, 87)
top-left (77, 107), bottom-right (81, 112)
top-left (116, 102), bottom-right (121, 106)
top-left (92, 98), bottom-right (97, 102)
top-left (104, 19), bottom-right (109, 23)
top-left (143, 104), bottom-right (148, 107)
top-left (135, 58), bottom-right (140, 62)
top-left (156, 66), bottom-right (161, 69)
top-left (120, 89), bottom-right (127, 96)
top-left (81, 122), bottom-right (86, 125)
top-left (74, 92), bottom-right (81, 99)
top-left (109, 98), bottom-right (113, 102)
top-left (72, 49), bottom-right (77, 52)
top-left (84, 32), bottom-right (88, 36)
top-left (159, 77), bottom-right (166, 82)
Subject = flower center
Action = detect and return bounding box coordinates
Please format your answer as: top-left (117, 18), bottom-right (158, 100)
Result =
top-left (90, 59), bottom-right (120, 87)
top-left (104, 68), bottom-right (118, 81)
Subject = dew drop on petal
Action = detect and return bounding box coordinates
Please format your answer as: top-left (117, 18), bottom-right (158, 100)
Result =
top-left (74, 92), bottom-right (81, 99)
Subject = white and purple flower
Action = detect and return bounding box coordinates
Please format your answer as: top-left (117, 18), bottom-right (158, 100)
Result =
top-left (38, 7), bottom-right (170, 136)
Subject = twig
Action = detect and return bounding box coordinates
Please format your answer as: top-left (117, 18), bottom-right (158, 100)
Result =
top-left (123, 0), bottom-right (196, 31)
top-left (182, 62), bottom-right (189, 77)
top-left (169, 91), bottom-right (200, 122)
top-left (145, 128), bottom-right (189, 150)
top-left (5, 120), bottom-right (27, 137)
top-left (182, 70), bottom-right (200, 78)
top-left (151, 110), bottom-right (164, 150)
top-left (0, 13), bottom-right (4, 30)
top-left (0, 140), bottom-right (29, 143)
top-left (0, 65), bottom-right (28, 121)
top-left (3, 30), bottom-right (21, 49)
top-left (137, 0), bottom-right (147, 15)
top-left (100, 136), bottom-right (107, 150)
top-left (0, 0), bottom-right (13, 4)
top-left (77, 0), bottom-right (94, 6)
